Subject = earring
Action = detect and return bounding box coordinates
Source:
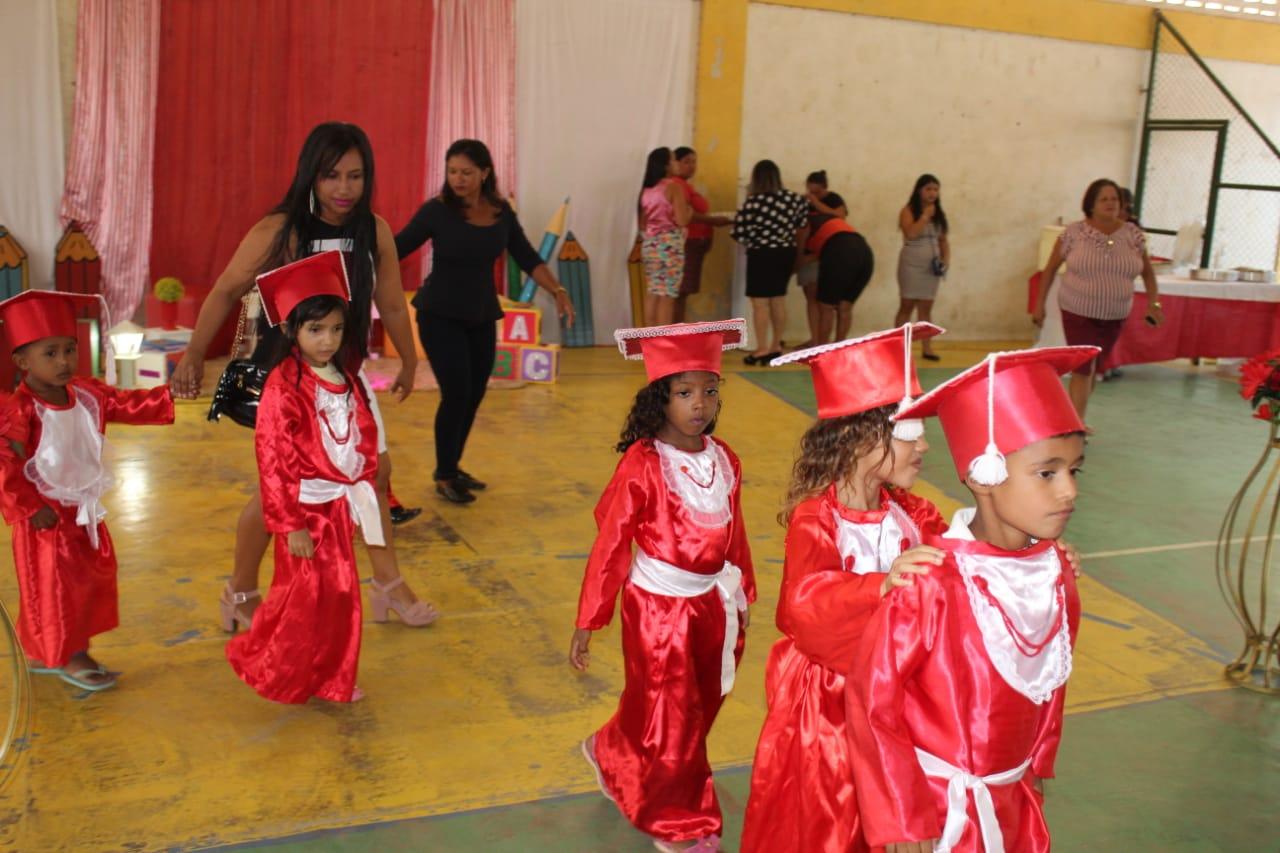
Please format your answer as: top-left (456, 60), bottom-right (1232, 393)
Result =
top-left (309, 191), bottom-right (317, 215)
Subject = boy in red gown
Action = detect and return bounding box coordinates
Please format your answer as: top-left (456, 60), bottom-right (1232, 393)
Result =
top-left (0, 291), bottom-right (174, 692)
top-left (848, 346), bottom-right (1097, 853)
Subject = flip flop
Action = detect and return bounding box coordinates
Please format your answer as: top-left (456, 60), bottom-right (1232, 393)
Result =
top-left (57, 666), bottom-right (117, 692)
top-left (26, 661), bottom-right (60, 675)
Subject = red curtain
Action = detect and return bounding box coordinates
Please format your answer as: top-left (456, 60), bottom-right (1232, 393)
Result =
top-left (149, 0), bottom-right (432, 353)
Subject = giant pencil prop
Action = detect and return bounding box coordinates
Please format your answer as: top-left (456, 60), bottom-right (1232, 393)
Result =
top-left (557, 232), bottom-right (593, 346)
top-left (518, 197), bottom-right (569, 303)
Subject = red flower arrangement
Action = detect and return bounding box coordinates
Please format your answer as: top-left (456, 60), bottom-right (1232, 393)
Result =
top-left (1240, 348), bottom-right (1280, 423)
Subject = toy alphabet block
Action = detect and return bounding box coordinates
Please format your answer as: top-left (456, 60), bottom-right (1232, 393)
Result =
top-left (491, 344), bottom-right (521, 380)
top-left (517, 343), bottom-right (560, 384)
top-left (500, 307), bottom-right (541, 345)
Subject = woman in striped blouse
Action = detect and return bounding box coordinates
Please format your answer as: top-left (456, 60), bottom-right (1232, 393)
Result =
top-left (1033, 178), bottom-right (1162, 421)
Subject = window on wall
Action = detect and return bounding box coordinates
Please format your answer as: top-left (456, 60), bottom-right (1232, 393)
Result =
top-left (1115, 0), bottom-right (1278, 20)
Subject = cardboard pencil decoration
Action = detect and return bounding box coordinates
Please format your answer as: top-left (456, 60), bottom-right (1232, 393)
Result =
top-left (518, 196), bottom-right (569, 303)
top-left (626, 236), bottom-right (645, 326)
top-left (0, 227), bottom-right (28, 299)
top-left (54, 221), bottom-right (101, 295)
top-left (557, 232), bottom-right (593, 347)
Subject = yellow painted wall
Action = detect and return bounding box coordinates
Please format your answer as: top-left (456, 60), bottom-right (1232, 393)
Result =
top-left (760, 0), bottom-right (1280, 66)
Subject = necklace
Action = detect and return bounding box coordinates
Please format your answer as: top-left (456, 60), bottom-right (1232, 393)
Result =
top-left (680, 460), bottom-right (717, 490)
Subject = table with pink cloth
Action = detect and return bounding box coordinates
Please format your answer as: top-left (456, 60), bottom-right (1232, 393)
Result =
top-left (1035, 275), bottom-right (1280, 368)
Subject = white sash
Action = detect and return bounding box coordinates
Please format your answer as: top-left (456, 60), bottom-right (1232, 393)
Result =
top-left (914, 748), bottom-right (1031, 853)
top-left (628, 549), bottom-right (746, 695)
top-left (298, 478), bottom-right (385, 547)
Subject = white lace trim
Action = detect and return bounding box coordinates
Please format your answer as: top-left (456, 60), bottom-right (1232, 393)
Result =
top-left (315, 384), bottom-right (364, 482)
top-left (832, 499), bottom-right (922, 576)
top-left (655, 438), bottom-right (734, 528)
top-left (955, 547), bottom-right (1073, 705)
top-left (770, 321), bottom-right (944, 366)
top-left (615, 319), bottom-right (747, 359)
top-left (24, 386), bottom-right (113, 506)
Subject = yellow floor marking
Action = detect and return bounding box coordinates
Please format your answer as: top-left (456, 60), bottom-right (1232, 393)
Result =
top-left (0, 346), bottom-right (1226, 849)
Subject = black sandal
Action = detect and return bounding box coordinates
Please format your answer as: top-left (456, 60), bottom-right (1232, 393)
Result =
top-left (456, 470), bottom-right (488, 491)
top-left (435, 480), bottom-right (476, 504)
top-left (389, 506), bottom-right (423, 525)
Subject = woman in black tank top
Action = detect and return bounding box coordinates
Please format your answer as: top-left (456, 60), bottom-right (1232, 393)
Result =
top-left (173, 122), bottom-right (440, 631)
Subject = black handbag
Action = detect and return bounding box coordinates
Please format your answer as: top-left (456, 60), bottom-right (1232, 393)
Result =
top-left (207, 359), bottom-right (269, 428)
top-left (207, 291), bottom-right (268, 428)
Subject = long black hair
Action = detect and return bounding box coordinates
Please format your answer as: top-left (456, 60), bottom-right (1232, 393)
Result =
top-left (616, 372), bottom-right (720, 452)
top-left (749, 160), bottom-right (783, 196)
top-left (440, 139), bottom-right (508, 212)
top-left (908, 173), bottom-right (948, 234)
top-left (642, 148), bottom-right (672, 190)
top-left (260, 122), bottom-right (377, 361)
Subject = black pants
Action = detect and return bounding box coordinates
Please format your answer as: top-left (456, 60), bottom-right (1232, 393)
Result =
top-left (418, 310), bottom-right (496, 481)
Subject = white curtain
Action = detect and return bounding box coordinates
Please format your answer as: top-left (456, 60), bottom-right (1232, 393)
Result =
top-left (515, 0), bottom-right (699, 344)
top-left (0, 1), bottom-right (66, 289)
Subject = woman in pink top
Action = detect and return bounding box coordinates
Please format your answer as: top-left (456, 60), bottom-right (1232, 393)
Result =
top-left (1033, 178), bottom-right (1163, 422)
top-left (639, 147), bottom-right (692, 326)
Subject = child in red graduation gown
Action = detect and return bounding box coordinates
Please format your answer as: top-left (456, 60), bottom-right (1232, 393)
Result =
top-left (569, 320), bottom-right (756, 853)
top-left (0, 291), bottom-right (173, 692)
top-left (226, 252), bottom-right (382, 704)
top-left (740, 324), bottom-right (948, 853)
top-left (848, 346), bottom-right (1096, 853)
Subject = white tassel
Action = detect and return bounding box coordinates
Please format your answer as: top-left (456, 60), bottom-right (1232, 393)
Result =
top-left (967, 354), bottom-right (1008, 485)
top-left (968, 442), bottom-right (1009, 485)
top-left (893, 416), bottom-right (924, 442)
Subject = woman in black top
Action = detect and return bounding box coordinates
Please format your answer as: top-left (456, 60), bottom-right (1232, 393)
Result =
top-left (797, 170), bottom-right (848, 346)
top-left (172, 122), bottom-right (438, 629)
top-left (731, 160), bottom-right (808, 364)
top-left (397, 139), bottom-right (574, 504)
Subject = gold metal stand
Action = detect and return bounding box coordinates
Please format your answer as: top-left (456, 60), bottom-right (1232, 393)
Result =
top-left (1216, 421), bottom-right (1280, 693)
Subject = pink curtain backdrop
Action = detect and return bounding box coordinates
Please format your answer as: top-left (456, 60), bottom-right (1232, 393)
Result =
top-left (411, 0), bottom-right (517, 282)
top-left (59, 0), bottom-right (159, 330)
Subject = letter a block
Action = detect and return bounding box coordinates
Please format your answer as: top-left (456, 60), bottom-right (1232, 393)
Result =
top-left (500, 307), bottom-right (541, 345)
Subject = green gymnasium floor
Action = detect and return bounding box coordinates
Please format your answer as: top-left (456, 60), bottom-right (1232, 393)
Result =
top-left (1, 348), bottom-right (1275, 852)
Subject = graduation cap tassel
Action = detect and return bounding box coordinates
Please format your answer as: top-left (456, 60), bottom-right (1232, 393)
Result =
top-left (892, 322), bottom-right (924, 442)
top-left (967, 354), bottom-right (1009, 486)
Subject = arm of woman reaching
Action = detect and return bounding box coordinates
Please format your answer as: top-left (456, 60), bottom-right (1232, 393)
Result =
top-left (170, 215), bottom-right (283, 399)
top-left (810, 192), bottom-right (848, 219)
top-left (373, 215), bottom-right (418, 401)
top-left (508, 210), bottom-right (575, 326)
top-left (1032, 235), bottom-right (1066, 327)
top-left (899, 204), bottom-right (934, 241)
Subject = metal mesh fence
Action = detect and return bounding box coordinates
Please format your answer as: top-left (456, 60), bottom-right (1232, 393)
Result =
top-left (1136, 12), bottom-right (1280, 271)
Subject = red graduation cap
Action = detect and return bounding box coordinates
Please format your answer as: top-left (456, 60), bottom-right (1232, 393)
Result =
top-left (255, 250), bottom-right (351, 327)
top-left (895, 346), bottom-right (1099, 485)
top-left (0, 289), bottom-right (106, 352)
top-left (614, 319), bottom-right (747, 383)
top-left (771, 322), bottom-right (944, 439)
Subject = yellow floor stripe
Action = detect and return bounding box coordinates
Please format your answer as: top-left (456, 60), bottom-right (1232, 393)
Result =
top-left (0, 347), bottom-right (1225, 849)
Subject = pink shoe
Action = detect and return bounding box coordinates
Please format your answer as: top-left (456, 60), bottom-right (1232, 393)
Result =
top-left (581, 735), bottom-right (614, 802)
top-left (219, 584), bottom-right (260, 633)
top-left (367, 576), bottom-right (440, 627)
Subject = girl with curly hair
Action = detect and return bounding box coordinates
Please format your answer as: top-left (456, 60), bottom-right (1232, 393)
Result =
top-left (741, 324), bottom-right (949, 853)
top-left (569, 320), bottom-right (755, 853)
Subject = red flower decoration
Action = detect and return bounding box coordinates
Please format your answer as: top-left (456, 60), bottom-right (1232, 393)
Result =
top-left (1239, 349), bottom-right (1280, 423)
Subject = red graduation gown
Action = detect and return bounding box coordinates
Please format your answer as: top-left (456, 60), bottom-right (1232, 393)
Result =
top-left (575, 436), bottom-right (756, 843)
top-left (848, 529), bottom-right (1081, 853)
top-left (741, 486), bottom-right (945, 853)
top-left (226, 358), bottom-right (378, 704)
top-left (0, 379), bottom-right (173, 668)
